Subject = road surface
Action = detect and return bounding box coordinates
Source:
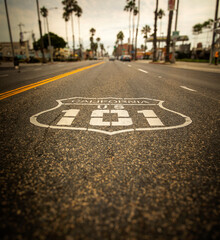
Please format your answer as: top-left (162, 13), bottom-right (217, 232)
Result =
top-left (0, 60), bottom-right (219, 240)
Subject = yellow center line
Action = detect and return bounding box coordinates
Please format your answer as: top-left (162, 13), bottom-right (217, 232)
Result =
top-left (0, 61), bottom-right (105, 100)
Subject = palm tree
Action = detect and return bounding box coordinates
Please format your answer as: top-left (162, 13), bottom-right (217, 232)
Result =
top-left (134, 0), bottom-right (140, 60)
top-left (117, 31), bottom-right (124, 55)
top-left (75, 5), bottom-right (82, 49)
top-left (141, 25), bottom-right (151, 51)
top-left (157, 8), bottom-right (165, 48)
top-left (40, 6), bottom-right (53, 62)
top-left (192, 23), bottom-right (203, 48)
top-left (100, 43), bottom-right (105, 57)
top-left (62, 0), bottom-right (78, 58)
top-left (132, 6), bottom-right (138, 53)
top-left (124, 0), bottom-right (135, 54)
top-left (202, 19), bottom-right (213, 46)
top-left (63, 10), bottom-right (69, 47)
top-left (165, 8), bottom-right (174, 62)
top-left (153, 0), bottom-right (159, 62)
top-left (96, 37), bottom-right (101, 56)
top-left (158, 9), bottom-right (165, 34)
top-left (90, 28), bottom-right (96, 56)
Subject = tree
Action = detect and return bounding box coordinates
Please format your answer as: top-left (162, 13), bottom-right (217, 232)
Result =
top-left (153, 0), bottom-right (159, 62)
top-left (75, 5), bottom-right (83, 49)
top-left (117, 31), bottom-right (124, 45)
top-left (100, 43), bottom-right (105, 57)
top-left (63, 10), bottom-right (69, 47)
top-left (132, 6), bottom-right (138, 53)
top-left (96, 37), bottom-right (101, 56)
top-left (141, 25), bottom-right (151, 50)
top-left (62, 0), bottom-right (78, 57)
top-left (134, 0), bottom-right (140, 60)
top-left (40, 6), bottom-right (53, 62)
top-left (158, 9), bottom-right (165, 37)
top-left (34, 32), bottom-right (66, 50)
top-left (165, 9), bottom-right (174, 62)
top-left (90, 28), bottom-right (96, 56)
top-left (124, 0), bottom-right (135, 54)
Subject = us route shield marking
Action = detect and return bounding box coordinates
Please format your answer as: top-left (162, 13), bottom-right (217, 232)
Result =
top-left (30, 97), bottom-right (192, 135)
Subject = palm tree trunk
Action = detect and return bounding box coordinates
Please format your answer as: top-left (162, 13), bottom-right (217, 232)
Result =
top-left (128, 11), bottom-right (131, 55)
top-left (65, 21), bottom-right (68, 47)
top-left (46, 16), bottom-right (53, 62)
top-left (165, 10), bottom-right (174, 62)
top-left (78, 17), bottom-right (81, 59)
top-left (132, 11), bottom-right (135, 58)
top-left (70, 13), bottom-right (75, 58)
top-left (153, 0), bottom-right (158, 62)
top-left (134, 0), bottom-right (140, 60)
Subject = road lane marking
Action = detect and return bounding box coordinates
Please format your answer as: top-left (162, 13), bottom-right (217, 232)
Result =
top-left (34, 68), bottom-right (42, 71)
top-left (0, 74), bottom-right (9, 77)
top-left (138, 69), bottom-right (148, 74)
top-left (180, 86), bottom-right (197, 92)
top-left (128, 65), bottom-right (131, 67)
top-left (0, 62), bottom-right (105, 100)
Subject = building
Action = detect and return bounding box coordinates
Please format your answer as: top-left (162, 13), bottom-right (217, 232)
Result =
top-left (0, 41), bottom-right (30, 61)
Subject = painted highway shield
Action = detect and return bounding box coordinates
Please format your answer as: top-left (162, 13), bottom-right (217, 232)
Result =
top-left (30, 97), bottom-right (192, 135)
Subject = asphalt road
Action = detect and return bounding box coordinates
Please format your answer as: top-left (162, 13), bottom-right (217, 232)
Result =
top-left (0, 60), bottom-right (220, 240)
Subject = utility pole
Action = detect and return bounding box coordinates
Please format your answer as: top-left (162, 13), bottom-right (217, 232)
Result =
top-left (209, 0), bottom-right (219, 64)
top-left (4, 0), bottom-right (15, 67)
top-left (36, 0), bottom-right (46, 63)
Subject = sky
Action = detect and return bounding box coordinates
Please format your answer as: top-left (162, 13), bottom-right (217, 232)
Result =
top-left (0, 0), bottom-right (219, 54)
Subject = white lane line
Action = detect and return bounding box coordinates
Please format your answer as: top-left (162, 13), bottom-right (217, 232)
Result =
top-left (34, 68), bottom-right (42, 71)
top-left (158, 76), bottom-right (162, 78)
top-left (180, 86), bottom-right (197, 92)
top-left (138, 69), bottom-right (148, 74)
top-left (128, 65), bottom-right (131, 67)
top-left (0, 74), bottom-right (9, 77)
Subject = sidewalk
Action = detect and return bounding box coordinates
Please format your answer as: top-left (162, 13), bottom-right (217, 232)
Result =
top-left (169, 61), bottom-right (220, 73)
top-left (0, 61), bottom-right (61, 70)
top-left (140, 60), bottom-right (220, 73)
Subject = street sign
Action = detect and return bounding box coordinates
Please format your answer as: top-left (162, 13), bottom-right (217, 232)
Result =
top-left (30, 97), bottom-right (192, 136)
top-left (172, 31), bottom-right (179, 40)
top-left (168, 0), bottom-right (176, 11)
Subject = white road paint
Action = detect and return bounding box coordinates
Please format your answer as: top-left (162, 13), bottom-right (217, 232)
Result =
top-left (34, 68), bottom-right (42, 71)
top-left (90, 109), bottom-right (133, 126)
top-left (56, 109), bottom-right (79, 125)
top-left (138, 69), bottom-right (148, 74)
top-left (128, 65), bottom-right (131, 67)
top-left (30, 97), bottom-right (192, 135)
top-left (138, 110), bottom-right (164, 126)
top-left (0, 74), bottom-right (9, 77)
top-left (180, 86), bottom-right (197, 92)
top-left (158, 76), bottom-right (162, 78)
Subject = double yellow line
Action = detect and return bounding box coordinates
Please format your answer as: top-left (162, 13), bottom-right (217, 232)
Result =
top-left (0, 61), bottom-right (104, 100)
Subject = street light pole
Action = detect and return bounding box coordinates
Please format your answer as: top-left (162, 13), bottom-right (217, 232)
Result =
top-left (36, 0), bottom-right (46, 63)
top-left (4, 0), bottom-right (15, 67)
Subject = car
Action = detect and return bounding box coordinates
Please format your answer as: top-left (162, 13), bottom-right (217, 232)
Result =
top-left (122, 55), bottom-right (131, 61)
top-left (109, 56), bottom-right (115, 61)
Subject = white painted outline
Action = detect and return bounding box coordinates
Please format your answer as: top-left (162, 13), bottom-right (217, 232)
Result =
top-left (180, 86), bottom-right (197, 92)
top-left (138, 69), bottom-right (148, 74)
top-left (30, 97), bottom-right (192, 135)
